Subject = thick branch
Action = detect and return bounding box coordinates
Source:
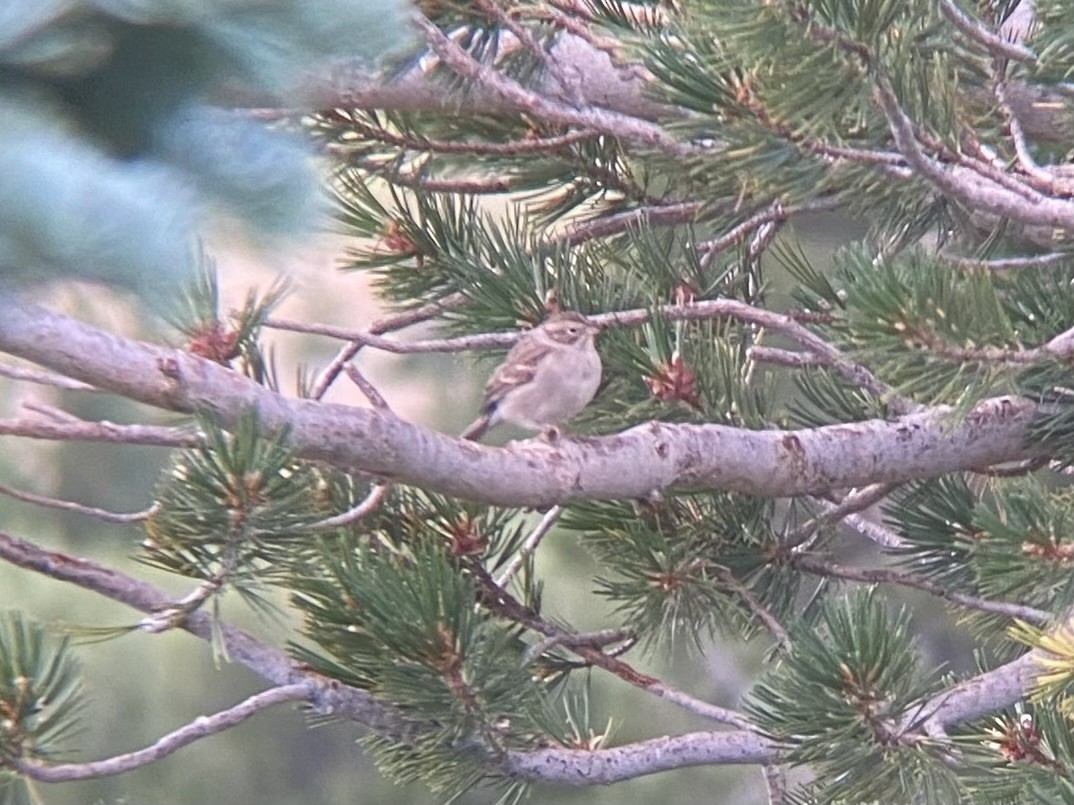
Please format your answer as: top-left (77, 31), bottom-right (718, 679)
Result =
top-left (913, 651), bottom-right (1042, 735)
top-left (0, 302), bottom-right (1046, 507)
top-left (504, 730), bottom-right (776, 783)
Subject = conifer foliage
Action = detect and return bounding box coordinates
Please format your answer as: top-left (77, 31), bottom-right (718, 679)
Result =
top-left (5, 1), bottom-right (1074, 804)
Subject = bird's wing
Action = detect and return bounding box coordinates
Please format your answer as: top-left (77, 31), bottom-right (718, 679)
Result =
top-left (482, 335), bottom-right (546, 408)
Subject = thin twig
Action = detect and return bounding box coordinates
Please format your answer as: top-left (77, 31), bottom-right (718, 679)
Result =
top-left (833, 511), bottom-right (906, 549)
top-left (715, 567), bottom-right (791, 647)
top-left (272, 298), bottom-right (913, 413)
top-left (346, 152), bottom-right (516, 193)
top-left (473, 563), bottom-right (754, 727)
top-left (548, 201), bottom-right (703, 246)
top-left (495, 505), bottom-right (563, 587)
top-left (368, 166), bottom-right (515, 194)
top-left (937, 250), bottom-right (1074, 271)
top-left (792, 554), bottom-right (1050, 623)
top-left (308, 483), bottom-right (392, 531)
top-left (747, 346), bottom-right (826, 368)
top-left (994, 78), bottom-right (1064, 194)
top-left (806, 141), bottom-right (910, 168)
top-left (416, 15), bottom-right (689, 154)
top-left (971, 456), bottom-right (1049, 478)
top-left (324, 119), bottom-right (598, 155)
top-left (781, 483), bottom-right (899, 552)
top-left (140, 516), bottom-right (249, 634)
top-left (0, 363), bottom-right (98, 392)
top-left (343, 363), bottom-right (392, 410)
top-left (16, 684), bottom-right (309, 782)
top-left (308, 293), bottom-right (467, 400)
top-left (0, 416), bottom-right (200, 448)
top-left (0, 482), bottom-right (156, 524)
top-left (939, 0), bottom-right (1036, 62)
top-left (21, 401), bottom-right (82, 422)
top-left (696, 198), bottom-right (841, 270)
top-left (763, 763), bottom-right (789, 805)
top-left (522, 627), bottom-right (635, 665)
top-left (891, 321), bottom-right (1074, 366)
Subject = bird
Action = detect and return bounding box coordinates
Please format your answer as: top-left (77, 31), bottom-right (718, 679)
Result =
top-left (461, 311), bottom-right (603, 441)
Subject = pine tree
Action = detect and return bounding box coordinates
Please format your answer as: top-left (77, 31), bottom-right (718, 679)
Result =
top-left (3, 1), bottom-right (1074, 803)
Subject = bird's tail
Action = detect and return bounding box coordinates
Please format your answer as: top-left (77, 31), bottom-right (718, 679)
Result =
top-left (460, 414), bottom-right (492, 441)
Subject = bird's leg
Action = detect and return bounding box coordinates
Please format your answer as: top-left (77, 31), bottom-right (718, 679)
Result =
top-left (540, 426), bottom-right (562, 443)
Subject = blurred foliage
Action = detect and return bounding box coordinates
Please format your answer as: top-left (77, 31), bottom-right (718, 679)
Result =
top-left (0, 612), bottom-right (83, 805)
top-left (0, 0), bottom-right (409, 303)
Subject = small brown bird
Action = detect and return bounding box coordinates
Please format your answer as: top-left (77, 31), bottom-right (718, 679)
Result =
top-left (461, 311), bottom-right (602, 441)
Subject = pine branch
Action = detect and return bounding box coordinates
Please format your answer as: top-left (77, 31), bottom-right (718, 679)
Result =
top-left (0, 413), bottom-right (200, 448)
top-left (910, 650), bottom-right (1043, 738)
top-left (937, 251), bottom-right (1074, 272)
top-left (0, 482), bottom-right (156, 525)
top-left (504, 729), bottom-right (777, 783)
top-left (939, 0), bottom-right (1036, 62)
top-left (0, 529), bottom-right (411, 737)
top-left (0, 302), bottom-right (1048, 507)
top-left (308, 293), bottom-right (467, 400)
top-left (272, 298), bottom-right (911, 412)
top-left (323, 120), bottom-right (599, 156)
top-left (790, 555), bottom-right (1050, 623)
top-left (2, 474), bottom-right (1056, 785)
top-left (14, 684), bottom-right (309, 782)
top-left (472, 563), bottom-right (754, 727)
top-left (0, 527), bottom-right (778, 783)
top-left (872, 74), bottom-right (1074, 231)
top-left (414, 15), bottom-right (688, 153)
top-left (0, 363), bottom-right (98, 392)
